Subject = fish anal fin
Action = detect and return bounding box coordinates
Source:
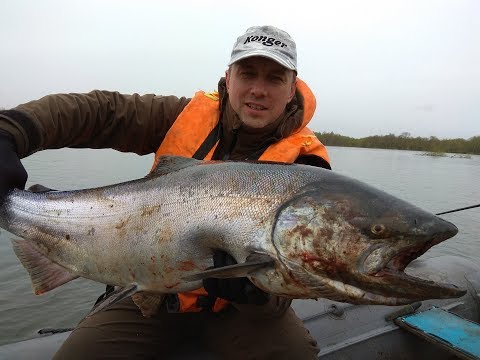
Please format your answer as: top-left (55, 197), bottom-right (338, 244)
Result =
top-left (150, 156), bottom-right (201, 177)
top-left (11, 239), bottom-right (79, 295)
top-left (132, 292), bottom-right (165, 318)
top-left (182, 253), bottom-right (275, 282)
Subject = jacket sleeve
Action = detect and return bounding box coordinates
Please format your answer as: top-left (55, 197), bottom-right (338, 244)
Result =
top-left (0, 90), bottom-right (190, 158)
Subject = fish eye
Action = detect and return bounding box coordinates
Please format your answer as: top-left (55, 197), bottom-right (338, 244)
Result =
top-left (371, 224), bottom-right (385, 235)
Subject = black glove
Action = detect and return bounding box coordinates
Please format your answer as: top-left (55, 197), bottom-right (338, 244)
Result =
top-left (203, 250), bottom-right (270, 305)
top-left (0, 131), bottom-right (27, 204)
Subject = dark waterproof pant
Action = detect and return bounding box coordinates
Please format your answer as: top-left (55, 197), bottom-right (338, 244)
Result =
top-left (53, 297), bottom-right (319, 360)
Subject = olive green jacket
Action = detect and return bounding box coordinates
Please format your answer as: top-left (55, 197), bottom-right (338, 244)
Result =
top-left (0, 79), bottom-right (329, 166)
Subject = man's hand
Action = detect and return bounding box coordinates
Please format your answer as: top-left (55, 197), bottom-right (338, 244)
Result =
top-left (0, 132), bottom-right (27, 204)
top-left (203, 250), bottom-right (270, 305)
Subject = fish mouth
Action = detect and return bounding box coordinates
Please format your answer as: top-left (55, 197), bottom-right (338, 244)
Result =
top-left (360, 221), bottom-right (466, 299)
top-left (370, 267), bottom-right (466, 300)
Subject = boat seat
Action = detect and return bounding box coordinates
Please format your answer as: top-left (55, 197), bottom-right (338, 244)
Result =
top-left (395, 306), bottom-right (480, 360)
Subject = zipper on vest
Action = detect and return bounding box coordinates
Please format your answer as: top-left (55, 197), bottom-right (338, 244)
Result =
top-left (222, 129), bottom-right (238, 160)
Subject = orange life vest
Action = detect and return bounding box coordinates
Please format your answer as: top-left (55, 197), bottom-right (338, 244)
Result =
top-left (152, 78), bottom-right (330, 312)
top-left (152, 79), bottom-right (330, 169)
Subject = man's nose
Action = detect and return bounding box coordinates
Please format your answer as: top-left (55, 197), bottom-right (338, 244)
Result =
top-left (250, 79), bottom-right (267, 97)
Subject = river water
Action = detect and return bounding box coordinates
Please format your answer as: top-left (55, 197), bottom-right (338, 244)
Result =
top-left (0, 146), bottom-right (478, 345)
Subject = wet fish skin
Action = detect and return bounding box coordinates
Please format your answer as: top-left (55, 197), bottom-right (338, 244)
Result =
top-left (0, 156), bottom-right (465, 314)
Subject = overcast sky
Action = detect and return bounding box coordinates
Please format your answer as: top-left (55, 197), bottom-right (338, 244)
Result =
top-left (1, 0), bottom-right (479, 139)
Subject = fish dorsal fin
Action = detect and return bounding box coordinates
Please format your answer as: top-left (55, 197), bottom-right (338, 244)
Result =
top-left (149, 155), bottom-right (202, 177)
top-left (11, 239), bottom-right (79, 294)
top-left (131, 292), bottom-right (165, 318)
top-left (28, 184), bottom-right (56, 193)
top-left (182, 253), bottom-right (274, 282)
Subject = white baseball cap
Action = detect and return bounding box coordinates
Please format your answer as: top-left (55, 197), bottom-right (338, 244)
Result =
top-left (228, 25), bottom-right (297, 71)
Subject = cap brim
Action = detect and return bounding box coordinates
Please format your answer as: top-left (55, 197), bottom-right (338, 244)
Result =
top-left (228, 49), bottom-right (296, 71)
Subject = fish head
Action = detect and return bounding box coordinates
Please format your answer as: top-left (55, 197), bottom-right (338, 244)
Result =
top-left (270, 174), bottom-right (466, 305)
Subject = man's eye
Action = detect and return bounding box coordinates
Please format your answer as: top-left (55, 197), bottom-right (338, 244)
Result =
top-left (270, 76), bottom-right (285, 83)
top-left (240, 71), bottom-right (254, 77)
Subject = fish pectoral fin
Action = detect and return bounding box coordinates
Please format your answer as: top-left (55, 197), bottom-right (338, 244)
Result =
top-left (182, 253), bottom-right (275, 282)
top-left (131, 292), bottom-right (165, 318)
top-left (11, 239), bottom-right (79, 295)
top-left (86, 284), bottom-right (138, 317)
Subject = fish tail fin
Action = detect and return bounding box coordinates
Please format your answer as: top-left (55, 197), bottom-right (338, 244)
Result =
top-left (11, 239), bottom-right (79, 295)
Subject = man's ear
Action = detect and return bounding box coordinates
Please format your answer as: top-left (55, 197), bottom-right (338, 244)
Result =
top-left (225, 70), bottom-right (230, 92)
top-left (288, 77), bottom-right (297, 102)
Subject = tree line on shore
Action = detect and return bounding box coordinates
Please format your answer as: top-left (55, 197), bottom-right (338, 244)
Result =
top-left (316, 132), bottom-right (480, 155)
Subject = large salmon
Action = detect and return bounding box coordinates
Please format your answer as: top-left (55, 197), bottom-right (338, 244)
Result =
top-left (0, 156), bottom-right (465, 316)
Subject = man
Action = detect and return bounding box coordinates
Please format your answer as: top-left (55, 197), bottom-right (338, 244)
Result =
top-left (0, 26), bottom-right (330, 359)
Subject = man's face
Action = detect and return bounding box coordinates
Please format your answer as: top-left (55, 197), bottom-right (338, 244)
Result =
top-left (226, 57), bottom-right (296, 128)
